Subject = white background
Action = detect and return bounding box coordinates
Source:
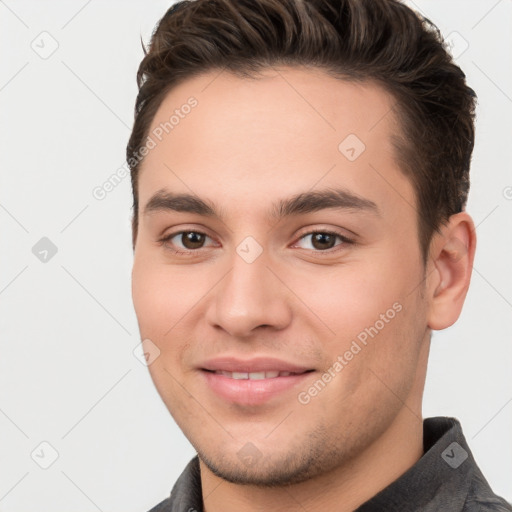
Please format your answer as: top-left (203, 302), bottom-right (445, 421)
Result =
top-left (1, 1), bottom-right (511, 510)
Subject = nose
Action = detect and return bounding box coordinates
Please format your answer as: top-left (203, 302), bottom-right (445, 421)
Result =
top-left (205, 249), bottom-right (292, 338)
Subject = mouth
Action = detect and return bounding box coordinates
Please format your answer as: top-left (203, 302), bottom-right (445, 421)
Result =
top-left (203, 369), bottom-right (313, 380)
top-left (199, 358), bottom-right (315, 406)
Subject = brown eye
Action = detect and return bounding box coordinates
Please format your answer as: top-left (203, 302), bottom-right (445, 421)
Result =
top-left (179, 231), bottom-right (206, 249)
top-left (297, 232), bottom-right (341, 251)
top-left (160, 230), bottom-right (213, 253)
top-left (310, 232), bottom-right (337, 250)
top-left (294, 230), bottom-right (353, 253)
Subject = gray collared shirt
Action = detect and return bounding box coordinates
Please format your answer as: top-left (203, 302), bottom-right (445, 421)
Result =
top-left (148, 417), bottom-right (512, 511)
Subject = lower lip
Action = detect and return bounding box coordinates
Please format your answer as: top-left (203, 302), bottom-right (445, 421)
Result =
top-left (202, 370), bottom-right (313, 406)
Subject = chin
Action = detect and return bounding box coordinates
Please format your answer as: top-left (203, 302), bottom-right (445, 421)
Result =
top-left (196, 439), bottom-right (340, 487)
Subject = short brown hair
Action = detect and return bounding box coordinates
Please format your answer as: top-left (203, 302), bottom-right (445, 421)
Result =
top-left (127, 0), bottom-right (477, 260)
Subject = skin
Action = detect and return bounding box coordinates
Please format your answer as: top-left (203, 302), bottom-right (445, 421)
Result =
top-left (131, 66), bottom-right (476, 511)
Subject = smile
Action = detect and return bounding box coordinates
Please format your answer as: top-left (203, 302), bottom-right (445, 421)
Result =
top-left (209, 370), bottom-right (305, 380)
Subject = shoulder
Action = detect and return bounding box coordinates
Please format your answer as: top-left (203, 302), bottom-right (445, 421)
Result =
top-left (462, 471), bottom-right (512, 511)
top-left (463, 499), bottom-right (512, 512)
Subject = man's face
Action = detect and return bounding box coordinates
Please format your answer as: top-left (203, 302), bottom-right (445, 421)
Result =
top-left (131, 67), bottom-right (430, 485)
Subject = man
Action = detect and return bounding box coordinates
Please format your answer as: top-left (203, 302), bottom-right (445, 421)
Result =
top-left (127, 0), bottom-right (512, 510)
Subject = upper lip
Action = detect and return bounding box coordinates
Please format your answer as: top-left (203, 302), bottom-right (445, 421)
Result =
top-left (200, 356), bottom-right (313, 374)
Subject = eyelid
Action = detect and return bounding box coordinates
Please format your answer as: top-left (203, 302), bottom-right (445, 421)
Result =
top-left (158, 229), bottom-right (217, 253)
top-left (291, 229), bottom-right (355, 253)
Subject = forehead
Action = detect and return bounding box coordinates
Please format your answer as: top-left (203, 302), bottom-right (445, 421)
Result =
top-left (137, 66), bottom-right (414, 220)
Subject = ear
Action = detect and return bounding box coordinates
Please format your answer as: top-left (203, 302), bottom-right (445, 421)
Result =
top-left (426, 212), bottom-right (477, 331)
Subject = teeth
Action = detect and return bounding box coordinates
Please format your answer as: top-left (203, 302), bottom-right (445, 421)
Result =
top-left (214, 370), bottom-right (296, 379)
top-left (248, 372), bottom-right (266, 380)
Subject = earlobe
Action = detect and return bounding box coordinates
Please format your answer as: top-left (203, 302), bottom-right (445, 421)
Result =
top-left (427, 212), bottom-right (477, 331)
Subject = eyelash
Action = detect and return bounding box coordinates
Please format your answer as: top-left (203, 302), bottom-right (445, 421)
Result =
top-left (157, 229), bottom-right (355, 257)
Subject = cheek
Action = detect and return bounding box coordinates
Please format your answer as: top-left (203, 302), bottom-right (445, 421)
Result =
top-left (301, 252), bottom-right (426, 378)
top-left (131, 255), bottom-right (201, 338)
top-left (131, 259), bottom-right (194, 410)
top-left (131, 256), bottom-right (211, 384)
top-left (131, 261), bottom-right (167, 336)
top-left (296, 264), bottom-right (406, 340)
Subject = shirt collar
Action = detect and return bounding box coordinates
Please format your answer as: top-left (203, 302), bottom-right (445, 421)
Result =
top-left (355, 416), bottom-right (474, 510)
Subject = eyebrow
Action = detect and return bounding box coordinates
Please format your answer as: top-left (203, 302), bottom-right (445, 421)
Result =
top-left (142, 187), bottom-right (380, 220)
